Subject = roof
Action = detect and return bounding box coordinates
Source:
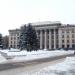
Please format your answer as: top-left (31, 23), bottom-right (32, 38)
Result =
top-left (59, 24), bottom-right (75, 28)
top-left (31, 21), bottom-right (61, 27)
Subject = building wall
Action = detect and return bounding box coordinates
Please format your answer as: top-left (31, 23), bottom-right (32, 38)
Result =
top-left (8, 21), bottom-right (75, 50)
top-left (9, 29), bottom-right (20, 49)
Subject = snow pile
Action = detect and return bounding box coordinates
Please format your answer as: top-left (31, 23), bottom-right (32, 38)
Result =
top-left (0, 49), bottom-right (74, 57)
top-left (30, 57), bottom-right (75, 75)
top-left (0, 54), bottom-right (6, 63)
top-left (0, 49), bottom-right (74, 62)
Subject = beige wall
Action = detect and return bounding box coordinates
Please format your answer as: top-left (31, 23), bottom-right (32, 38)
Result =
top-left (8, 22), bottom-right (75, 50)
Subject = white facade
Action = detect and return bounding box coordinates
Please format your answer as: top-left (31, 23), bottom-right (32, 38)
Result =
top-left (8, 21), bottom-right (75, 50)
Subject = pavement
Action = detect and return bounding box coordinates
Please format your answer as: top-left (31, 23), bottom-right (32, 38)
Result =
top-left (0, 53), bottom-right (74, 71)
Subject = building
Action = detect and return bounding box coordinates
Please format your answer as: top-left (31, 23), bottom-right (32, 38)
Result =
top-left (3, 36), bottom-right (9, 49)
top-left (9, 21), bottom-right (75, 50)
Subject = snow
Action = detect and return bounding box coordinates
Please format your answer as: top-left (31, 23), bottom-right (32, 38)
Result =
top-left (0, 49), bottom-right (74, 57)
top-left (0, 54), bottom-right (6, 63)
top-left (26, 56), bottom-right (75, 75)
top-left (0, 49), bottom-right (74, 75)
top-left (0, 49), bottom-right (74, 62)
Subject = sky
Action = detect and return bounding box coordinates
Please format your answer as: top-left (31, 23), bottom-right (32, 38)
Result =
top-left (0, 0), bottom-right (75, 36)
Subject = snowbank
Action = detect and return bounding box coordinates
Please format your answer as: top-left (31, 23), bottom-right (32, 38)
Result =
top-left (0, 49), bottom-right (74, 62)
top-left (12, 50), bottom-right (74, 62)
top-left (29, 56), bottom-right (75, 75)
top-left (0, 49), bottom-right (74, 57)
top-left (0, 54), bottom-right (6, 63)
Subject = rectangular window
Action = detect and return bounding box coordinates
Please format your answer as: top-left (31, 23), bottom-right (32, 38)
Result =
top-left (72, 39), bottom-right (74, 43)
top-left (67, 40), bottom-right (69, 43)
top-left (67, 45), bottom-right (69, 48)
top-left (17, 37), bottom-right (19, 40)
top-left (17, 33), bottom-right (19, 36)
top-left (66, 30), bottom-right (69, 33)
top-left (62, 45), bottom-right (64, 48)
top-left (62, 30), bottom-right (64, 33)
top-left (72, 44), bottom-right (75, 48)
top-left (14, 37), bottom-right (16, 40)
top-left (51, 45), bottom-right (54, 49)
top-left (14, 41), bottom-right (15, 45)
top-left (62, 35), bottom-right (64, 38)
top-left (72, 30), bottom-right (74, 33)
top-left (56, 45), bottom-right (58, 48)
top-left (62, 40), bottom-right (64, 43)
top-left (11, 41), bottom-right (12, 44)
top-left (51, 35), bottom-right (54, 39)
top-left (72, 34), bottom-right (74, 38)
top-left (11, 37), bottom-right (12, 40)
top-left (51, 29), bottom-right (54, 34)
top-left (67, 35), bottom-right (69, 38)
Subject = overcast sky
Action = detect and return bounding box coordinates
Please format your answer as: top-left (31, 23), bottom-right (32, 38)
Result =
top-left (0, 0), bottom-right (75, 36)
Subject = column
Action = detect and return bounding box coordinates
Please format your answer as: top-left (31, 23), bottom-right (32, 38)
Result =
top-left (44, 30), bottom-right (47, 49)
top-left (49, 29), bottom-right (51, 49)
top-left (9, 35), bottom-right (11, 48)
top-left (64, 31), bottom-right (67, 48)
top-left (58, 29), bottom-right (62, 48)
top-left (54, 29), bottom-right (56, 49)
top-left (70, 30), bottom-right (72, 48)
top-left (36, 31), bottom-right (39, 38)
top-left (40, 30), bottom-right (43, 49)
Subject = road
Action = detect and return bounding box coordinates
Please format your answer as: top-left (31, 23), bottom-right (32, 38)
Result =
top-left (0, 54), bottom-right (74, 75)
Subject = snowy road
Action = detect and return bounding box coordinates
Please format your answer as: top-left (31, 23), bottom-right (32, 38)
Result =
top-left (0, 54), bottom-right (74, 75)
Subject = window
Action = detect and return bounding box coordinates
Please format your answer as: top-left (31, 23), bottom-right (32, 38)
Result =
top-left (67, 45), bottom-right (69, 48)
top-left (72, 44), bottom-right (74, 48)
top-left (72, 30), bottom-right (74, 33)
top-left (14, 37), bottom-right (16, 40)
top-left (52, 40), bottom-right (54, 44)
top-left (17, 37), bottom-right (19, 40)
top-left (62, 40), bottom-right (64, 43)
top-left (56, 40), bottom-right (58, 43)
top-left (47, 29), bottom-right (49, 34)
top-left (11, 37), bottom-right (12, 40)
top-left (56, 35), bottom-right (58, 39)
top-left (51, 45), bottom-right (54, 49)
top-left (66, 30), bottom-right (69, 33)
top-left (10, 45), bottom-right (12, 48)
top-left (62, 35), bottom-right (64, 38)
top-left (62, 45), bottom-right (64, 48)
top-left (67, 35), bottom-right (69, 38)
top-left (56, 29), bottom-right (58, 34)
top-left (14, 41), bottom-right (15, 45)
top-left (51, 29), bottom-right (54, 34)
top-left (51, 35), bottom-right (54, 39)
top-left (56, 45), bottom-right (58, 48)
top-left (72, 39), bottom-right (74, 43)
top-left (11, 41), bottom-right (12, 44)
top-left (72, 34), bottom-right (74, 38)
top-left (67, 40), bottom-right (69, 43)
top-left (17, 33), bottom-right (19, 36)
top-left (62, 30), bottom-right (64, 33)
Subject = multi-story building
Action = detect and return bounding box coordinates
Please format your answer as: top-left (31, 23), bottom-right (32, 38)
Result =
top-left (8, 21), bottom-right (75, 50)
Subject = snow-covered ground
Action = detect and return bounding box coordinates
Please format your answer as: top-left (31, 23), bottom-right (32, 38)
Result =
top-left (0, 49), bottom-right (75, 75)
top-left (0, 49), bottom-right (74, 63)
top-left (23, 56), bottom-right (75, 75)
top-left (0, 54), bottom-right (6, 63)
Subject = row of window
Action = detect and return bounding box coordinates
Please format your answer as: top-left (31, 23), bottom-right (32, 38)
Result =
top-left (62, 39), bottom-right (75, 43)
top-left (41, 44), bottom-right (75, 49)
top-left (62, 34), bottom-right (75, 38)
top-left (11, 37), bottom-right (19, 40)
top-left (10, 33), bottom-right (20, 36)
top-left (62, 44), bottom-right (75, 48)
top-left (62, 30), bottom-right (75, 33)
